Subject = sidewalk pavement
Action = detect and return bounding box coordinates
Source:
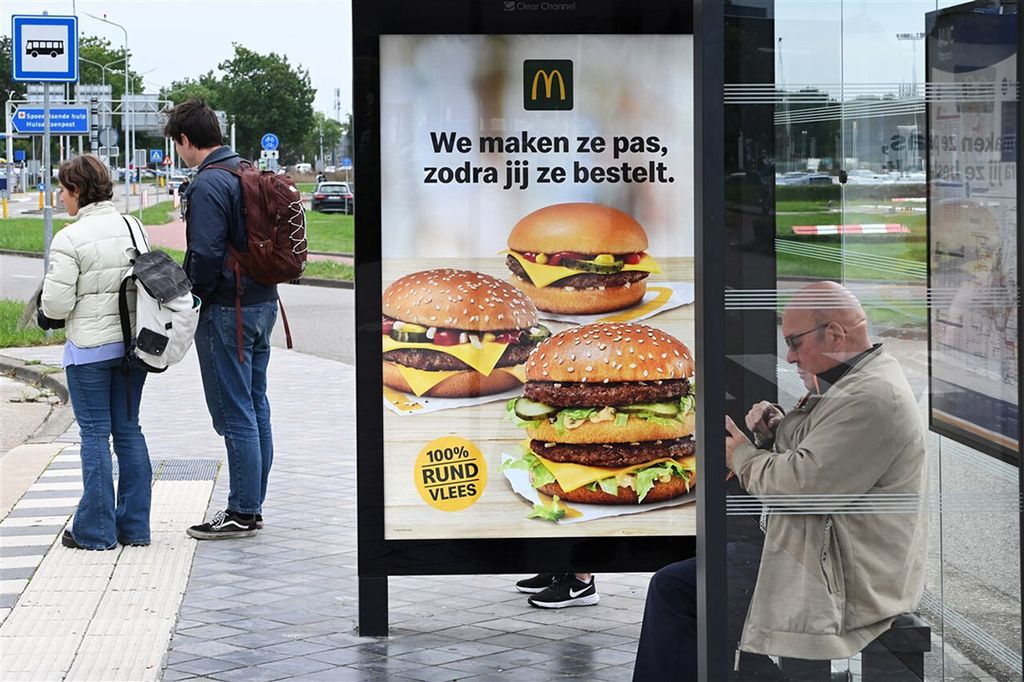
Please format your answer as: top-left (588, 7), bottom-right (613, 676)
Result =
top-left (0, 345), bottom-right (650, 681)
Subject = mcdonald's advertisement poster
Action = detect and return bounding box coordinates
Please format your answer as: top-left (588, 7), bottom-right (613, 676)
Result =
top-left (379, 35), bottom-right (696, 540)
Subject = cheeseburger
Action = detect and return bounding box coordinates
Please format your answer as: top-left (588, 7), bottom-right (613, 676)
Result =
top-left (382, 269), bottom-right (550, 398)
top-left (506, 323), bottom-right (696, 505)
top-left (505, 203), bottom-right (661, 314)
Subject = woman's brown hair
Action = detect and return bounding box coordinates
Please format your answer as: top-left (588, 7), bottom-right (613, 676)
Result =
top-left (57, 154), bottom-right (114, 208)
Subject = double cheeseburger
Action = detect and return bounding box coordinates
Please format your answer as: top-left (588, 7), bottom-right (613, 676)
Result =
top-left (505, 203), bottom-right (662, 314)
top-left (382, 269), bottom-right (550, 398)
top-left (506, 323), bottom-right (696, 505)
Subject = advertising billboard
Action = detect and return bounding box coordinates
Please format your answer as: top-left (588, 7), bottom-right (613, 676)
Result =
top-left (927, 3), bottom-right (1019, 462)
top-left (377, 33), bottom-right (695, 540)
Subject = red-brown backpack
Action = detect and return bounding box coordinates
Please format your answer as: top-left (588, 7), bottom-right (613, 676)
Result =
top-left (203, 160), bottom-right (308, 361)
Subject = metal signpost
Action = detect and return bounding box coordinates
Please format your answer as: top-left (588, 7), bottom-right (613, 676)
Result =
top-left (260, 133), bottom-right (280, 172)
top-left (11, 13), bottom-right (79, 273)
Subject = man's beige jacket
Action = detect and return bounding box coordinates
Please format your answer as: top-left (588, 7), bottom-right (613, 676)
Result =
top-left (41, 200), bottom-right (144, 348)
top-left (731, 347), bottom-right (928, 660)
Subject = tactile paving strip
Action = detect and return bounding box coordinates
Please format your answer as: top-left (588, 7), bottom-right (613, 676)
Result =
top-left (0, 481), bottom-right (214, 681)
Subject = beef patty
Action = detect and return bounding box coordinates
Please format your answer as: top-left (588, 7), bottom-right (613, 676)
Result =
top-left (532, 436), bottom-right (695, 467)
top-left (523, 378), bottom-right (690, 408)
top-left (506, 255), bottom-right (649, 289)
top-left (384, 342), bottom-right (534, 372)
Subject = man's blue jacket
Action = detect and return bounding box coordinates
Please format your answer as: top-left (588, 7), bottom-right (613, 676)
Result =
top-left (183, 146), bottom-right (277, 309)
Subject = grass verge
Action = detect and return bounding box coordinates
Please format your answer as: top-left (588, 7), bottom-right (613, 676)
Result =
top-left (303, 260), bottom-right (354, 280)
top-left (0, 300), bottom-right (65, 348)
top-left (306, 211), bottom-right (353, 253)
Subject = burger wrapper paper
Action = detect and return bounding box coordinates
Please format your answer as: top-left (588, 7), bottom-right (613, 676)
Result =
top-left (500, 454), bottom-right (695, 524)
top-left (383, 385), bottom-right (523, 416)
top-left (537, 281), bottom-right (695, 325)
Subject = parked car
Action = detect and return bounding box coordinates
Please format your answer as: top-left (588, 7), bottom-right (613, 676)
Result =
top-left (311, 182), bottom-right (354, 214)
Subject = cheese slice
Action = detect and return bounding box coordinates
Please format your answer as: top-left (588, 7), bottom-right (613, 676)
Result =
top-left (504, 250), bottom-right (662, 288)
top-left (383, 335), bottom-right (510, 376)
top-left (393, 363), bottom-right (526, 397)
top-left (530, 448), bottom-right (679, 493)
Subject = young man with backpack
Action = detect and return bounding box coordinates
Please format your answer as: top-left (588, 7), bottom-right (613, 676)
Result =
top-left (165, 99), bottom-right (304, 540)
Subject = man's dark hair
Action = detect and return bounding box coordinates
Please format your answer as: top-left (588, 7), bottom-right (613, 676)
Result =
top-left (58, 154), bottom-right (113, 207)
top-left (163, 98), bottom-right (224, 149)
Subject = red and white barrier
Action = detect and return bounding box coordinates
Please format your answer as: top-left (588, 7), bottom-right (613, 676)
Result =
top-left (792, 224), bottom-right (910, 236)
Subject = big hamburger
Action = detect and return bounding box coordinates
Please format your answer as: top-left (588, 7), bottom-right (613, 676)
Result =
top-left (382, 269), bottom-right (550, 398)
top-left (505, 322), bottom-right (696, 505)
top-left (505, 203), bottom-right (662, 314)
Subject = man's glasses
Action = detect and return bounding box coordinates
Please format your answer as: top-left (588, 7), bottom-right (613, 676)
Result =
top-left (783, 323), bottom-right (830, 351)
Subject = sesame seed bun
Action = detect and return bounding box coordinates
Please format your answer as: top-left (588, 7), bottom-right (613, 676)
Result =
top-left (510, 275), bottom-right (647, 314)
top-left (508, 203), bottom-right (649, 254)
top-left (382, 361), bottom-right (523, 398)
top-left (383, 269), bottom-right (538, 331)
top-left (526, 323), bottom-right (694, 384)
top-left (525, 412), bottom-right (695, 444)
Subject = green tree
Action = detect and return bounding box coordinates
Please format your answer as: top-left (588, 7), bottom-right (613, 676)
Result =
top-left (161, 72), bottom-right (223, 109)
top-left (1, 36), bottom-right (27, 102)
top-left (215, 45), bottom-right (316, 162)
top-left (304, 111), bottom-right (344, 163)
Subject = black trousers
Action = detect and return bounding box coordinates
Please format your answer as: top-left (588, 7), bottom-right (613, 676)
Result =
top-left (632, 542), bottom-right (785, 682)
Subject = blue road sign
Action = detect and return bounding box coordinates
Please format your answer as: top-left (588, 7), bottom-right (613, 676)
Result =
top-left (261, 133), bottom-right (279, 151)
top-left (150, 149), bottom-right (164, 164)
top-left (12, 106), bottom-right (89, 134)
top-left (14, 150), bottom-right (26, 162)
top-left (12, 15), bottom-right (79, 82)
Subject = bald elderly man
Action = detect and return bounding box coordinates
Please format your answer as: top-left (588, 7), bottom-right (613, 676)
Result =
top-left (633, 282), bottom-right (928, 681)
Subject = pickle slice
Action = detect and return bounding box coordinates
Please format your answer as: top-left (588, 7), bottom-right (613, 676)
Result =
top-left (561, 258), bottom-right (624, 274)
top-left (617, 402), bottom-right (680, 417)
top-left (513, 398), bottom-right (558, 420)
top-left (526, 325), bottom-right (552, 344)
top-left (390, 329), bottom-right (428, 343)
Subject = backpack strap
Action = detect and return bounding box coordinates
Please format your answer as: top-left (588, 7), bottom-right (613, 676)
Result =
top-left (278, 297), bottom-right (294, 350)
top-left (118, 275), bottom-right (136, 419)
top-left (122, 215), bottom-right (150, 255)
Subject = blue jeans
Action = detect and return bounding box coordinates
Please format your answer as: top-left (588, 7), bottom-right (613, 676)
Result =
top-left (65, 357), bottom-right (150, 549)
top-left (633, 543), bottom-right (780, 681)
top-left (195, 301), bottom-right (276, 515)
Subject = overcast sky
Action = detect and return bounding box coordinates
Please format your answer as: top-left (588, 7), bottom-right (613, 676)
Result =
top-left (5, 0), bottom-right (353, 118)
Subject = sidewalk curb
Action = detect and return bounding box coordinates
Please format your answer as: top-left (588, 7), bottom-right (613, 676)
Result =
top-left (0, 352), bottom-right (75, 444)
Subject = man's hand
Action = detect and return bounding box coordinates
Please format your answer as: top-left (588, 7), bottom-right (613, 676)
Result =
top-left (725, 416), bottom-right (750, 471)
top-left (745, 401), bottom-right (783, 440)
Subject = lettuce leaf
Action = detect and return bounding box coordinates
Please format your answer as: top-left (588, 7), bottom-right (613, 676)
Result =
top-left (678, 393), bottom-right (696, 417)
top-left (528, 495), bottom-right (566, 522)
top-left (614, 412), bottom-right (629, 427)
top-left (503, 451), bottom-right (557, 489)
top-left (553, 407), bottom-right (597, 434)
top-left (598, 477), bottom-right (620, 495)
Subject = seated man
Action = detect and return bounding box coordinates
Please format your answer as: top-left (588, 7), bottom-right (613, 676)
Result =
top-left (633, 281), bottom-right (928, 681)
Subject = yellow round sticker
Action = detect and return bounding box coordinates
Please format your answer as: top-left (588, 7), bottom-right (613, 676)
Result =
top-left (413, 436), bottom-right (487, 512)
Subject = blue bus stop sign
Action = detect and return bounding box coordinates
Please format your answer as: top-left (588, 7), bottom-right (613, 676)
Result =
top-left (261, 133), bottom-right (279, 151)
top-left (12, 15), bottom-right (79, 82)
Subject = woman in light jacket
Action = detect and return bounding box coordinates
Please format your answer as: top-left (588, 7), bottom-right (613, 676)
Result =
top-left (41, 154), bottom-right (151, 550)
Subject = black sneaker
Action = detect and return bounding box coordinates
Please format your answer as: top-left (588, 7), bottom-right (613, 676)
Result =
top-left (515, 572), bottom-right (569, 594)
top-left (186, 510), bottom-right (259, 540)
top-left (528, 575), bottom-right (600, 609)
top-left (61, 529), bottom-right (115, 551)
top-left (255, 514), bottom-right (263, 529)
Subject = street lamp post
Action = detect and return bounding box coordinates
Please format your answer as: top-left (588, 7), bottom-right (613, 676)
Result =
top-left (86, 12), bottom-right (131, 212)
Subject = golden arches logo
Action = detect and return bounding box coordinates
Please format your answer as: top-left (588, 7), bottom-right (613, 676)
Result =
top-left (530, 69), bottom-right (567, 101)
top-left (523, 60), bottom-right (572, 110)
